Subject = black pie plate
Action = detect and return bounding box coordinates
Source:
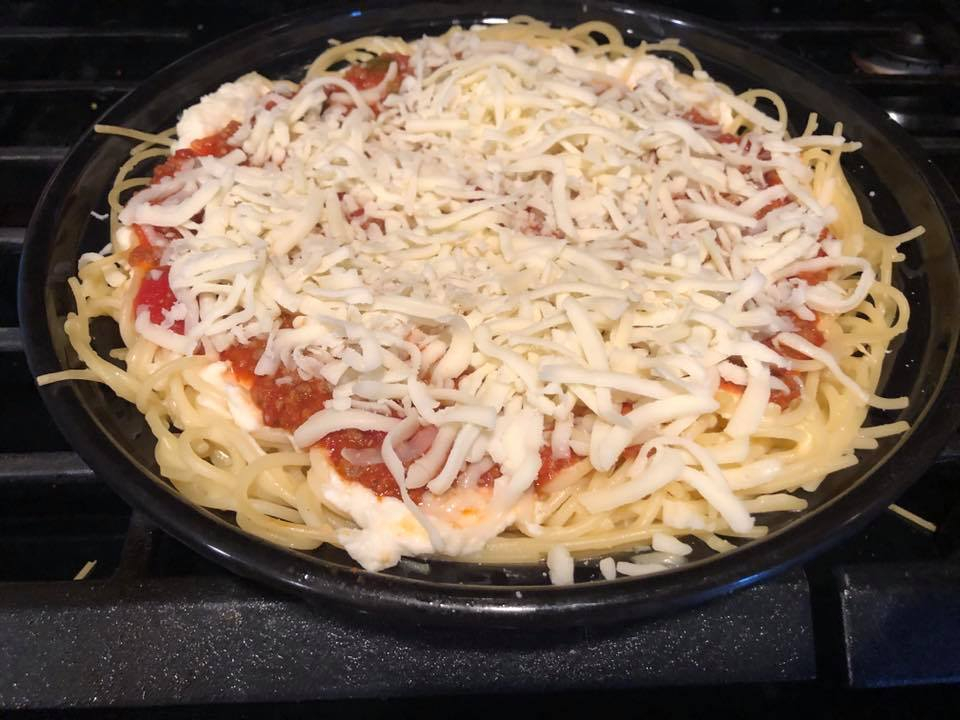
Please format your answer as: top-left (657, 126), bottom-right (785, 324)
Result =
top-left (18, 0), bottom-right (960, 626)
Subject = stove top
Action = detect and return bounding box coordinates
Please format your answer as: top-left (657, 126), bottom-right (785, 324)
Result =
top-left (2, 0), bottom-right (959, 714)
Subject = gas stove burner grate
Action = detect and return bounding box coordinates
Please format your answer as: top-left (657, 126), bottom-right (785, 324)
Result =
top-left (850, 10), bottom-right (960, 75)
top-left (1, 0), bottom-right (960, 710)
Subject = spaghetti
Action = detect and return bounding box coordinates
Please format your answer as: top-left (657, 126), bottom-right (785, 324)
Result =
top-left (42, 18), bottom-right (919, 578)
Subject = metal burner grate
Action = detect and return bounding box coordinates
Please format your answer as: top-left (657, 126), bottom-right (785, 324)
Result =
top-left (1, 0), bottom-right (958, 711)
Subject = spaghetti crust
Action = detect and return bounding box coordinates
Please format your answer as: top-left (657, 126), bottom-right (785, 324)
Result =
top-left (43, 18), bottom-right (916, 575)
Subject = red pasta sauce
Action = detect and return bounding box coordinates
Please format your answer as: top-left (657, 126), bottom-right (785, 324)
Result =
top-left (344, 53), bottom-right (411, 92)
top-left (220, 339), bottom-right (433, 501)
top-left (218, 338), bottom-right (591, 500)
top-left (720, 311), bottom-right (826, 409)
top-left (129, 226), bottom-right (184, 333)
top-left (151, 120), bottom-right (241, 183)
top-left (475, 446), bottom-right (580, 492)
top-left (129, 121), bottom-right (247, 333)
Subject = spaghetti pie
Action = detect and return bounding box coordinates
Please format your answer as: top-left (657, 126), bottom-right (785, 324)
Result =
top-left (43, 18), bottom-right (919, 579)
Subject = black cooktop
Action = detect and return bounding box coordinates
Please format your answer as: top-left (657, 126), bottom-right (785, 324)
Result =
top-left (1, 0), bottom-right (959, 716)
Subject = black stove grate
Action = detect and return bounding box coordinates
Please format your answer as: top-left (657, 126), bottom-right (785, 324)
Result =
top-left (1, 0), bottom-right (959, 711)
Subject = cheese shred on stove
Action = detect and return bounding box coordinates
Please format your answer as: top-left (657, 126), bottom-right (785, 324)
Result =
top-left (45, 17), bottom-right (916, 581)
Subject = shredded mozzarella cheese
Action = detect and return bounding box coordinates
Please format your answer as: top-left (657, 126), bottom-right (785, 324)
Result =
top-left (114, 22), bottom-right (897, 571)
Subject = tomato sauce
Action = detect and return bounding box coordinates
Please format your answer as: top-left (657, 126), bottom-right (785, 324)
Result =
top-left (794, 229), bottom-right (831, 284)
top-left (622, 445), bottom-right (657, 462)
top-left (220, 339), bottom-right (430, 501)
top-left (128, 224), bottom-right (163, 269)
top-left (521, 206), bottom-right (564, 239)
top-left (216, 341), bottom-right (681, 500)
top-left (754, 146), bottom-right (772, 161)
top-left (151, 120), bottom-right (241, 183)
top-left (769, 368), bottom-right (802, 409)
top-left (720, 311), bottom-right (826, 409)
top-left (219, 339), bottom-right (263, 381)
top-left (773, 310), bottom-right (824, 359)
top-left (796, 269), bottom-right (829, 285)
top-left (719, 370), bottom-right (801, 409)
top-left (128, 224), bottom-right (182, 268)
top-left (344, 53), bottom-right (411, 92)
top-left (475, 446), bottom-right (579, 492)
top-left (254, 373), bottom-right (333, 431)
top-left (188, 120), bottom-right (242, 157)
top-left (128, 224), bottom-right (187, 333)
top-left (151, 149), bottom-right (196, 184)
top-left (719, 379), bottom-right (745, 396)
top-left (754, 169), bottom-right (792, 222)
top-left (338, 192), bottom-right (386, 232)
top-left (535, 447), bottom-right (579, 489)
top-left (715, 134), bottom-right (770, 170)
top-left (220, 339), bottom-right (332, 431)
top-left (755, 196), bottom-right (791, 220)
top-left (320, 429), bottom-right (427, 502)
top-left (133, 266), bottom-right (183, 333)
top-left (278, 310), bottom-right (300, 329)
top-left (132, 120), bottom-right (243, 329)
top-left (683, 108), bottom-right (717, 125)
top-left (476, 464), bottom-right (502, 488)
top-left (264, 87), bottom-right (297, 112)
top-left (525, 207), bottom-right (546, 235)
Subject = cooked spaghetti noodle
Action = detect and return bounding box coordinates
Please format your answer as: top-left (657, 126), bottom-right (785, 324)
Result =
top-left (42, 18), bottom-right (919, 577)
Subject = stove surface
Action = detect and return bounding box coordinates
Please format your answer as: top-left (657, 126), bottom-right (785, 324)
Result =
top-left (1, 0), bottom-right (958, 714)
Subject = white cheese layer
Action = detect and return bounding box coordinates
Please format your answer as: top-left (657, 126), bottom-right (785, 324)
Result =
top-left (175, 73), bottom-right (273, 149)
top-left (308, 454), bottom-right (512, 570)
top-left (312, 463), bottom-right (433, 572)
top-left (119, 23), bottom-right (866, 570)
top-left (198, 361), bottom-right (264, 431)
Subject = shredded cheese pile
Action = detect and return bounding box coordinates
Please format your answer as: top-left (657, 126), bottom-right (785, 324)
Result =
top-left (103, 24), bottom-right (897, 572)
